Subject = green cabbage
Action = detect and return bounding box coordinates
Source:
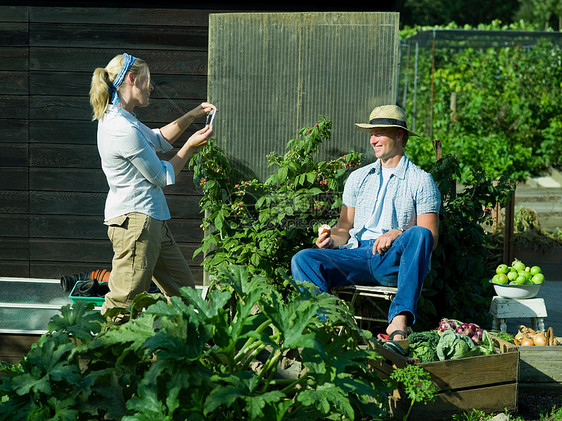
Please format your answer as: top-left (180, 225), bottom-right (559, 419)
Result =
top-left (436, 330), bottom-right (475, 360)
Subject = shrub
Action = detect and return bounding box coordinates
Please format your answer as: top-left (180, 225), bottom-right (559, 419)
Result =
top-left (190, 117), bottom-right (363, 292)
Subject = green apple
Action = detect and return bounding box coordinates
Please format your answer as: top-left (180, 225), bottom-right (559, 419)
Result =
top-left (531, 273), bottom-right (545, 284)
top-left (496, 264), bottom-right (509, 274)
top-left (530, 266), bottom-right (542, 276)
top-left (515, 275), bottom-right (527, 285)
top-left (521, 271), bottom-right (532, 280)
top-left (496, 273), bottom-right (509, 284)
top-left (507, 271), bottom-right (519, 281)
top-left (512, 259), bottom-right (526, 272)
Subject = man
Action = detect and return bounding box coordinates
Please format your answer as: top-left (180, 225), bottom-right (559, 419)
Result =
top-left (291, 105), bottom-right (441, 340)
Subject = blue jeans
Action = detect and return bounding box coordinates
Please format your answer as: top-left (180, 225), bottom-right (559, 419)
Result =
top-left (290, 226), bottom-right (434, 325)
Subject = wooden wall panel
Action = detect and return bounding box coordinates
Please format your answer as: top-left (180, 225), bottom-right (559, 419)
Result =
top-left (0, 71), bottom-right (28, 95)
top-left (0, 120), bottom-right (27, 142)
top-left (30, 23), bottom-right (208, 50)
top-left (0, 238), bottom-right (29, 261)
top-left (0, 191), bottom-right (28, 213)
top-left (29, 7), bottom-right (212, 26)
top-left (30, 72), bottom-right (207, 99)
top-left (0, 48), bottom-right (28, 71)
top-left (30, 48), bottom-right (208, 74)
top-left (30, 168), bottom-right (107, 192)
top-left (0, 5), bottom-right (216, 282)
top-left (29, 120), bottom-right (96, 145)
top-left (0, 8), bottom-right (29, 277)
top-left (0, 23), bottom-right (28, 47)
top-left (0, 96), bottom-right (28, 119)
top-left (0, 168), bottom-right (28, 190)
top-left (0, 145), bottom-right (28, 167)
top-left (0, 215), bottom-right (29, 237)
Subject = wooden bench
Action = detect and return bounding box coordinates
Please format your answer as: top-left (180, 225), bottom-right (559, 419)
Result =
top-left (331, 285), bottom-right (398, 326)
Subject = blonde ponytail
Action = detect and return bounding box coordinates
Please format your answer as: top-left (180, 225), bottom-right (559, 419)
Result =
top-left (89, 67), bottom-right (111, 121)
top-left (89, 54), bottom-right (149, 121)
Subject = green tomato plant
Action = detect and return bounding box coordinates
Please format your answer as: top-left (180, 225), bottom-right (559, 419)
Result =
top-left (420, 155), bottom-right (515, 329)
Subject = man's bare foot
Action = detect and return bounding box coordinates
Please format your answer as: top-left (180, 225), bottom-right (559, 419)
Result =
top-left (386, 314), bottom-right (408, 340)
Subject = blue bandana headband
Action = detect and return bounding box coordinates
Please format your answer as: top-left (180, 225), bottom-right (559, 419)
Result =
top-left (110, 53), bottom-right (137, 105)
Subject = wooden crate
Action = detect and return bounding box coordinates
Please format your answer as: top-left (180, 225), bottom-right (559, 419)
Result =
top-left (494, 336), bottom-right (562, 392)
top-left (373, 339), bottom-right (518, 420)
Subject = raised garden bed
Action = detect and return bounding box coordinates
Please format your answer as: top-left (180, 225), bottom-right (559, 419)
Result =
top-left (373, 338), bottom-right (518, 420)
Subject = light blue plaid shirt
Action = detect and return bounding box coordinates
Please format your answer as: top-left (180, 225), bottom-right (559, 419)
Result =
top-left (341, 155), bottom-right (441, 249)
top-left (97, 105), bottom-right (175, 222)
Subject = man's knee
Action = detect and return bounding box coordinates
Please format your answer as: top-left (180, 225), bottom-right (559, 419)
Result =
top-left (408, 226), bottom-right (434, 246)
top-left (409, 225), bottom-right (431, 237)
top-left (291, 248), bottom-right (313, 275)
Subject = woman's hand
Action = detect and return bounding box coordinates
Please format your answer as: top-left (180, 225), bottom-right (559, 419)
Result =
top-left (160, 102), bottom-right (217, 144)
top-left (190, 102), bottom-right (217, 119)
top-left (187, 125), bottom-right (213, 150)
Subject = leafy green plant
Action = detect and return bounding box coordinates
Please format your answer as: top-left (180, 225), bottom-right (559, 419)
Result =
top-left (390, 364), bottom-right (438, 421)
top-left (0, 265), bottom-right (392, 420)
top-left (400, 26), bottom-right (562, 184)
top-left (417, 154), bottom-right (515, 329)
top-left (190, 117), bottom-right (363, 291)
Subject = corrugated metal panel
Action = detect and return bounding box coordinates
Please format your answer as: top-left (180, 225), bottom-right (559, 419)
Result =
top-left (208, 12), bottom-right (400, 180)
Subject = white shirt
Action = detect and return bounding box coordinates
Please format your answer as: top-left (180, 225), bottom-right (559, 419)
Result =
top-left (360, 166), bottom-right (395, 240)
top-left (97, 105), bottom-right (175, 221)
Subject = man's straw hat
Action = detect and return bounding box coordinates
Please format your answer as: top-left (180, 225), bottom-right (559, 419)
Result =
top-left (355, 105), bottom-right (419, 137)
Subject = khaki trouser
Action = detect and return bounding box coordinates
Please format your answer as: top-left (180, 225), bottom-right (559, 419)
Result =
top-left (101, 212), bottom-right (195, 315)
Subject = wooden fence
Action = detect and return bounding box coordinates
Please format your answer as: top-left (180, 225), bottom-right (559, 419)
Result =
top-left (0, 6), bottom-right (232, 283)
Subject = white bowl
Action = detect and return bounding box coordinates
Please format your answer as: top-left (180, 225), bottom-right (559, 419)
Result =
top-left (489, 279), bottom-right (542, 299)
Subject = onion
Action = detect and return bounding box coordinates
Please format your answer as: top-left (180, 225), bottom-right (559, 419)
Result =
top-left (438, 321), bottom-right (450, 332)
top-left (534, 334), bottom-right (547, 346)
top-left (521, 337), bottom-right (535, 346)
top-left (475, 329), bottom-right (484, 340)
top-left (471, 334), bottom-right (480, 344)
top-left (468, 323), bottom-right (477, 333)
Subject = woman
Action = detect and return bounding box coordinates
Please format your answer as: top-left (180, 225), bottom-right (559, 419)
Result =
top-left (89, 53), bottom-right (216, 317)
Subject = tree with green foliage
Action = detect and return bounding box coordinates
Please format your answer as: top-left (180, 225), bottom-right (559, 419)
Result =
top-left (515, 0), bottom-right (562, 30)
top-left (400, 26), bottom-right (562, 184)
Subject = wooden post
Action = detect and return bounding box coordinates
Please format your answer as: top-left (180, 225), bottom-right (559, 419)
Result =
top-left (432, 139), bottom-right (442, 162)
top-left (503, 191), bottom-right (515, 264)
top-left (492, 204), bottom-right (502, 233)
top-left (491, 180), bottom-right (502, 234)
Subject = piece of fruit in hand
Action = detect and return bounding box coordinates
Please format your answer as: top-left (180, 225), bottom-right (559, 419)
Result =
top-left (318, 224), bottom-right (331, 236)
